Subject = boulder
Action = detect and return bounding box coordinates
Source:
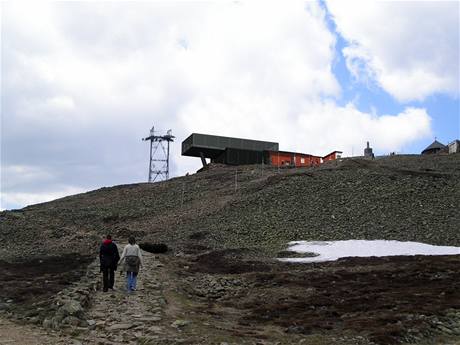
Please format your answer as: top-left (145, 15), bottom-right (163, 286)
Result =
top-left (171, 319), bottom-right (190, 328)
top-left (139, 242), bottom-right (168, 254)
top-left (61, 300), bottom-right (84, 317)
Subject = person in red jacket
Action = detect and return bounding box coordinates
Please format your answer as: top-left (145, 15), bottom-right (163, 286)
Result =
top-left (99, 235), bottom-right (120, 292)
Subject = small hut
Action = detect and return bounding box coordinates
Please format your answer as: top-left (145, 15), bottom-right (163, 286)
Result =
top-left (421, 140), bottom-right (447, 155)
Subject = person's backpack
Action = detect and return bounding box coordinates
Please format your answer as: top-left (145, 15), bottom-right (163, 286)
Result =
top-left (125, 255), bottom-right (140, 267)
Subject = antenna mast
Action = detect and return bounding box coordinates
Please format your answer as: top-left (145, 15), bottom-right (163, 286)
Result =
top-left (142, 126), bottom-right (175, 182)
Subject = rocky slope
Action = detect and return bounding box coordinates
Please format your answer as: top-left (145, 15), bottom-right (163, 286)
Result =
top-left (1, 154), bottom-right (459, 261)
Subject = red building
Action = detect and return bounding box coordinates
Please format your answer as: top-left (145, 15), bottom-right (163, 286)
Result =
top-left (266, 151), bottom-right (323, 167)
top-left (265, 150), bottom-right (342, 167)
top-left (322, 151), bottom-right (343, 162)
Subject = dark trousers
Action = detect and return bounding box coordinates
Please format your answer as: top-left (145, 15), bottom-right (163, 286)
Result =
top-left (102, 267), bottom-right (115, 291)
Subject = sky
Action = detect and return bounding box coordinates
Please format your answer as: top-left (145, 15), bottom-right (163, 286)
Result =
top-left (1, 0), bottom-right (459, 210)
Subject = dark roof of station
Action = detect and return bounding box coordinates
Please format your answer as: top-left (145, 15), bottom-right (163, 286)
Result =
top-left (182, 133), bottom-right (279, 159)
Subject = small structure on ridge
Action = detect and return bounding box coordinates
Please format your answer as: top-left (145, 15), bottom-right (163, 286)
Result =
top-left (364, 141), bottom-right (374, 159)
top-left (421, 140), bottom-right (447, 155)
top-left (448, 140), bottom-right (460, 154)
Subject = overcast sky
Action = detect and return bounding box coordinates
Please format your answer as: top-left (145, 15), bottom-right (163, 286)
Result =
top-left (1, 1), bottom-right (459, 210)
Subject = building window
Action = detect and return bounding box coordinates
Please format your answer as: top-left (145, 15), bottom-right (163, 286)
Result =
top-left (300, 158), bottom-right (305, 164)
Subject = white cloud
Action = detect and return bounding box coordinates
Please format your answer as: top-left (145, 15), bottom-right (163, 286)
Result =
top-left (1, 187), bottom-right (86, 210)
top-left (326, 0), bottom-right (459, 102)
top-left (178, 98), bottom-right (431, 160)
top-left (0, 164), bottom-right (87, 209)
top-left (1, 1), bottom-right (435, 209)
top-left (3, 165), bottom-right (54, 187)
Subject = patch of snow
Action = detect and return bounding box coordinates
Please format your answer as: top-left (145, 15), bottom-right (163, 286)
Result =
top-left (278, 240), bottom-right (460, 263)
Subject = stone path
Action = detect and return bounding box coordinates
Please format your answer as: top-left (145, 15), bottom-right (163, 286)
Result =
top-left (1, 247), bottom-right (214, 345)
top-left (66, 248), bottom-right (181, 345)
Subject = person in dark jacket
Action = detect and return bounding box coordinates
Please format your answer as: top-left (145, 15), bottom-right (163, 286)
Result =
top-left (99, 234), bottom-right (120, 292)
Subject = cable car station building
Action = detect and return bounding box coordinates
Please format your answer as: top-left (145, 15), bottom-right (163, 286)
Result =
top-left (182, 133), bottom-right (342, 167)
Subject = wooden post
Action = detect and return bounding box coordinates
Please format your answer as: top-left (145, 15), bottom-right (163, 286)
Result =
top-left (235, 169), bottom-right (238, 192)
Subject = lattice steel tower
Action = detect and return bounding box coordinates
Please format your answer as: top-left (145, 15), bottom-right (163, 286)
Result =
top-left (142, 126), bottom-right (175, 182)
